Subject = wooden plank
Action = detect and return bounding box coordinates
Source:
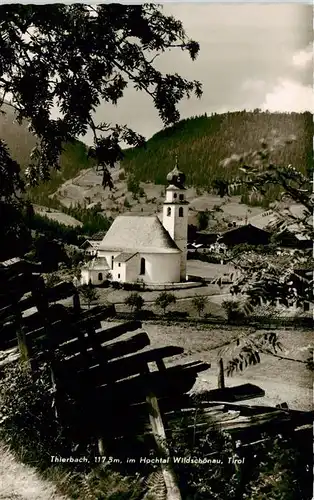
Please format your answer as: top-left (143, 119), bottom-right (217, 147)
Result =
top-left (45, 281), bottom-right (77, 303)
top-left (60, 346), bottom-right (184, 386)
top-left (26, 305), bottom-right (115, 347)
top-left (0, 257), bottom-right (41, 273)
top-left (76, 304), bottom-right (116, 323)
top-left (0, 304), bottom-right (14, 322)
top-left (91, 365), bottom-right (203, 404)
top-left (58, 331), bottom-right (150, 359)
top-left (1, 272), bottom-right (39, 294)
top-left (56, 359), bottom-right (209, 404)
top-left (94, 320), bottom-right (142, 344)
top-left (22, 304), bottom-right (69, 333)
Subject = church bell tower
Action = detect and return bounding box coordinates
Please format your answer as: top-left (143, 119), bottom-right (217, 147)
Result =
top-left (162, 160), bottom-right (188, 281)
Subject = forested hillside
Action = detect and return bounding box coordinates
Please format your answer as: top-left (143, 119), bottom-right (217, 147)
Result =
top-left (123, 110), bottom-right (313, 190)
top-left (1, 106), bottom-right (312, 207)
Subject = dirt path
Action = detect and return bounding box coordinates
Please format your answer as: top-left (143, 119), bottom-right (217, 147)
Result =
top-left (0, 445), bottom-right (67, 500)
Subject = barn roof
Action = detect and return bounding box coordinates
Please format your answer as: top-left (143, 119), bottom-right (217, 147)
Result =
top-left (99, 216), bottom-right (180, 254)
top-left (222, 223), bottom-right (270, 235)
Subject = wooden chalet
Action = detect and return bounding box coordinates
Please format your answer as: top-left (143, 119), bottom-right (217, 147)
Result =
top-left (220, 224), bottom-right (271, 247)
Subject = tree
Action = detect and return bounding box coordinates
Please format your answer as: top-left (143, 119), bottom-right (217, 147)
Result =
top-left (192, 295), bottom-right (207, 317)
top-left (0, 4), bottom-right (201, 196)
top-left (220, 135), bottom-right (313, 311)
top-left (155, 291), bottom-right (176, 314)
top-left (79, 283), bottom-right (99, 309)
top-left (215, 135), bottom-right (313, 378)
top-left (197, 210), bottom-right (210, 231)
top-left (124, 292), bottom-right (144, 313)
top-left (127, 175), bottom-right (140, 196)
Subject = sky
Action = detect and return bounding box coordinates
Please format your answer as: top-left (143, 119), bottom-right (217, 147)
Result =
top-left (87, 3), bottom-right (313, 146)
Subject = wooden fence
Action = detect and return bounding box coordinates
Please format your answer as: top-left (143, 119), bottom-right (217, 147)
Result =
top-left (0, 257), bottom-right (211, 500)
top-left (1, 257), bottom-right (311, 500)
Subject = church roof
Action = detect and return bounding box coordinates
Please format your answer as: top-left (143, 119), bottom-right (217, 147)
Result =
top-left (114, 252), bottom-right (138, 263)
top-left (99, 216), bottom-right (181, 254)
top-left (82, 257), bottom-right (110, 271)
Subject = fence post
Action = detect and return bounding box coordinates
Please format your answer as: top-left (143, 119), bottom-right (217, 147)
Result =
top-left (146, 390), bottom-right (182, 500)
top-left (218, 358), bottom-right (225, 389)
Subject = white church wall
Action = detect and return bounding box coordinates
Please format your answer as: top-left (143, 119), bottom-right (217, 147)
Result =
top-left (142, 253), bottom-right (181, 283)
top-left (81, 269), bottom-right (106, 285)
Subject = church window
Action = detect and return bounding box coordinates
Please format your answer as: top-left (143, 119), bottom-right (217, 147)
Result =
top-left (179, 207), bottom-right (184, 217)
top-left (167, 207), bottom-right (171, 216)
top-left (140, 257), bottom-right (145, 275)
top-left (118, 274), bottom-right (120, 279)
top-left (179, 194), bottom-right (184, 201)
top-left (98, 272), bottom-right (103, 281)
top-left (111, 256), bottom-right (114, 269)
top-left (118, 263), bottom-right (121, 267)
top-left (173, 193), bottom-right (177, 199)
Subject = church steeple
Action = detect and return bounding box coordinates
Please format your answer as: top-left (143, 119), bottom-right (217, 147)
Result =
top-left (166, 158), bottom-right (186, 190)
top-left (163, 158), bottom-right (188, 281)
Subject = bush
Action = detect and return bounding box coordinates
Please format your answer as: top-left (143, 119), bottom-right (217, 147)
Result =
top-left (111, 280), bottom-right (121, 289)
top-left (0, 364), bottom-right (73, 469)
top-left (192, 295), bottom-right (208, 316)
top-left (124, 292), bottom-right (144, 313)
top-left (222, 300), bottom-right (245, 323)
top-left (155, 291), bottom-right (176, 314)
top-left (79, 283), bottom-right (99, 308)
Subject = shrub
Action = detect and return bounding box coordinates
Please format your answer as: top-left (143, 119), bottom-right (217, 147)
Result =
top-left (222, 300), bottom-right (244, 323)
top-left (111, 280), bottom-right (121, 289)
top-left (155, 291), bottom-right (176, 314)
top-left (192, 295), bottom-right (208, 316)
top-left (124, 292), bottom-right (144, 313)
top-left (0, 363), bottom-right (73, 469)
top-left (79, 283), bottom-right (99, 308)
top-left (127, 175), bottom-right (140, 195)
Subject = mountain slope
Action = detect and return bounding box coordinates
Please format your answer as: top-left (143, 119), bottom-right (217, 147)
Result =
top-left (122, 111), bottom-right (313, 189)
top-left (1, 107), bottom-right (312, 207)
top-left (0, 103), bottom-right (94, 205)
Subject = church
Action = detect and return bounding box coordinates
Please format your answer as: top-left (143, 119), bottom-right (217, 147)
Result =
top-left (80, 164), bottom-right (189, 285)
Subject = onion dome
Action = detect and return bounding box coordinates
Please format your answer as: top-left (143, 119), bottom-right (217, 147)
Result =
top-left (166, 161), bottom-right (186, 189)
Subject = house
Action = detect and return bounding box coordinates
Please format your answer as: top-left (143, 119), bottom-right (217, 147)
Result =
top-left (80, 164), bottom-right (189, 285)
top-left (220, 224), bottom-right (271, 247)
top-left (80, 239), bottom-right (101, 256)
top-left (240, 205), bottom-right (312, 249)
